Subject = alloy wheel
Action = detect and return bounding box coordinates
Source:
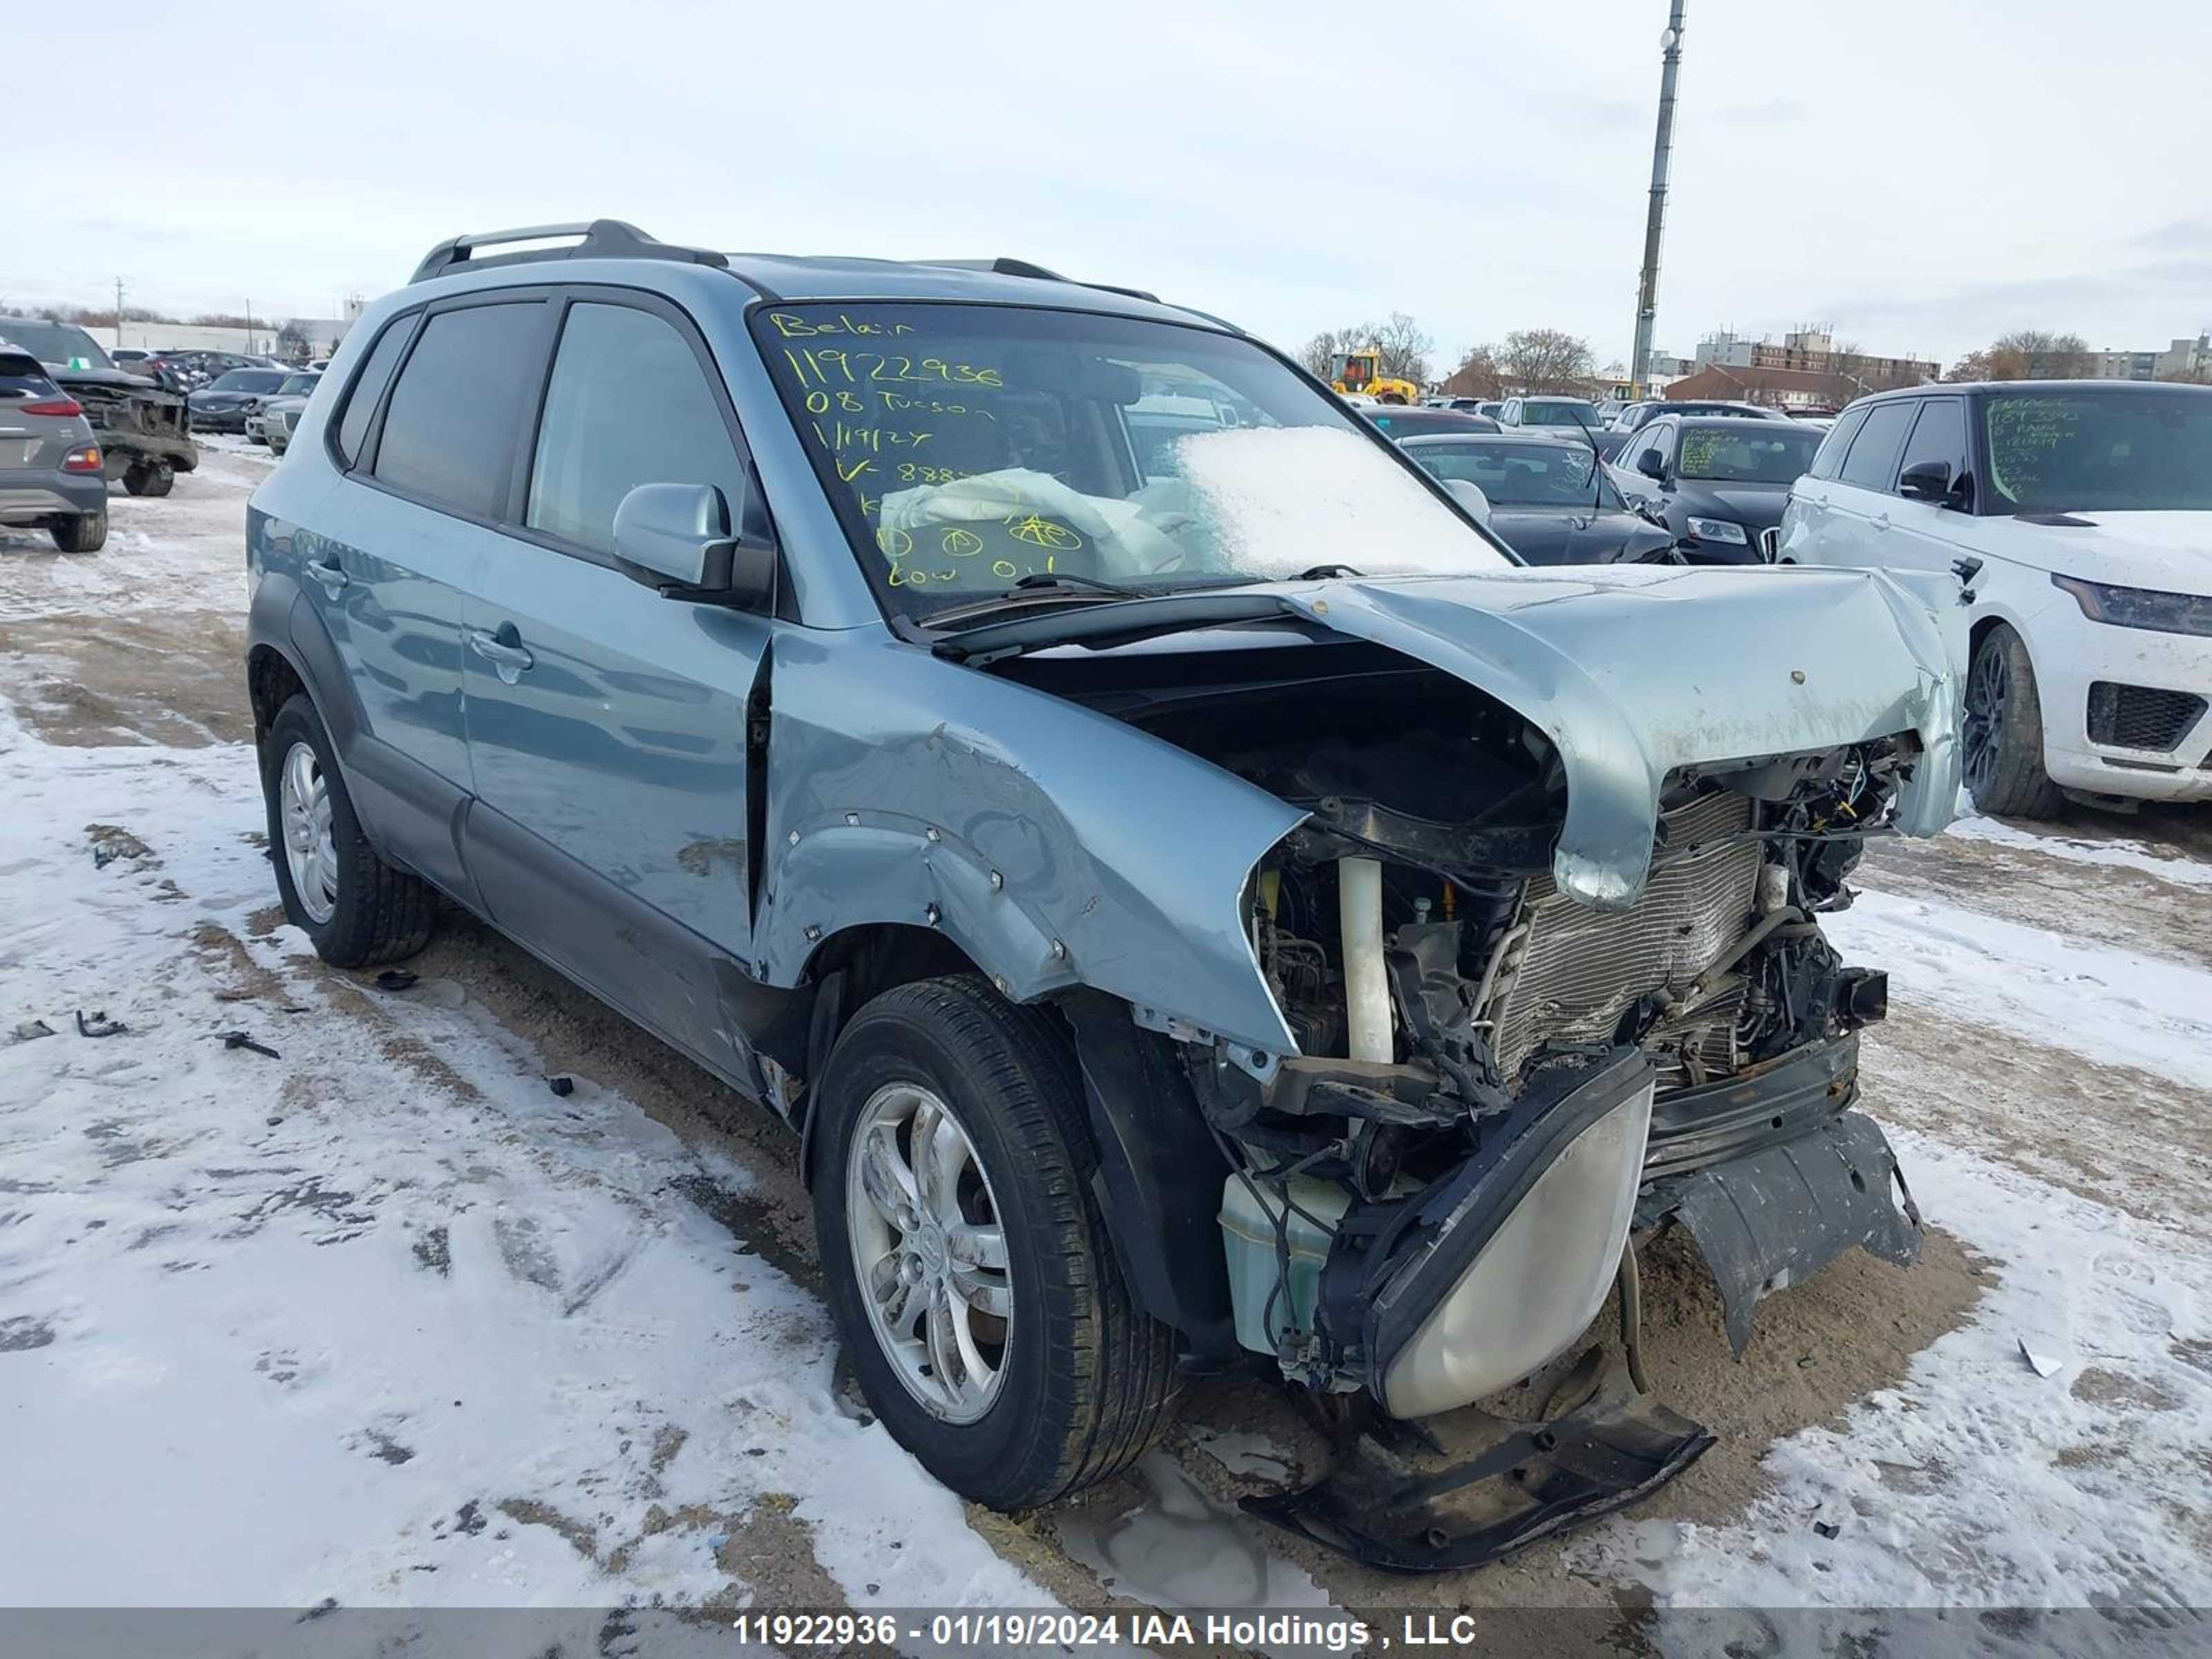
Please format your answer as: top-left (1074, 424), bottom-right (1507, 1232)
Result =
top-left (279, 740), bottom-right (339, 924)
top-left (844, 1081), bottom-right (1013, 1423)
top-left (1961, 640), bottom-right (2010, 793)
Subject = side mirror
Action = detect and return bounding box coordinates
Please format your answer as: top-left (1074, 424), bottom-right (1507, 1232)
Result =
top-left (1635, 449), bottom-right (1667, 482)
top-left (612, 482), bottom-right (776, 610)
top-left (1897, 459), bottom-right (1952, 502)
top-left (1441, 478), bottom-right (1493, 526)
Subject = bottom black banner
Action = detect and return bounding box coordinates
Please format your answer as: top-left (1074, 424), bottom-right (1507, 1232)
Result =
top-left (0, 1606), bottom-right (2206, 1659)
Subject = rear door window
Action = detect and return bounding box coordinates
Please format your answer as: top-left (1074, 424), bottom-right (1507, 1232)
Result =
top-left (370, 302), bottom-right (545, 518)
top-left (1896, 396), bottom-right (1968, 486)
top-left (525, 301), bottom-right (749, 556)
top-left (1837, 400), bottom-right (1917, 492)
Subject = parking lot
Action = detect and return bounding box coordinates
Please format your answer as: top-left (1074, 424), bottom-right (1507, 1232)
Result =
top-left (3, 450), bottom-right (2210, 1634)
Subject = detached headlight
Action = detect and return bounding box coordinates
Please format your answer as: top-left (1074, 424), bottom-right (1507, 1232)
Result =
top-left (1686, 517), bottom-right (1748, 545)
top-left (2052, 574), bottom-right (2212, 637)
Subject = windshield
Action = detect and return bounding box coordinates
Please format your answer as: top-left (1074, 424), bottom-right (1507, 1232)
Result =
top-left (277, 373), bottom-right (319, 395)
top-left (752, 303), bottom-right (1510, 619)
top-left (0, 318), bottom-right (114, 371)
top-left (1982, 390), bottom-right (2212, 514)
top-left (1524, 401), bottom-right (1601, 429)
top-left (1409, 440), bottom-right (1622, 507)
top-left (1678, 426), bottom-right (1820, 482)
top-left (212, 369), bottom-right (289, 392)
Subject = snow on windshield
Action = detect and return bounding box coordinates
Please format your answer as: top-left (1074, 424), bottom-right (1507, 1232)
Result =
top-left (1173, 424), bottom-right (1511, 579)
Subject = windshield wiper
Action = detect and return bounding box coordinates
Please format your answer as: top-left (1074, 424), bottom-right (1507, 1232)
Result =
top-left (1293, 563), bottom-right (1364, 580)
top-left (926, 588), bottom-right (1300, 664)
top-left (923, 574), bottom-right (1146, 631)
top-left (1011, 572), bottom-right (1144, 598)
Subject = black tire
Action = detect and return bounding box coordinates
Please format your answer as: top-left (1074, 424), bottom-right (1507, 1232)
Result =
top-left (260, 693), bottom-right (434, 967)
top-left (813, 976), bottom-right (1177, 1510)
top-left (124, 461), bottom-right (174, 498)
top-left (50, 510), bottom-right (106, 552)
top-left (1962, 623), bottom-right (2065, 818)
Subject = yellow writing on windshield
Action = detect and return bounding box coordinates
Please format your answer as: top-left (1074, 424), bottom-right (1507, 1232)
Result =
top-left (768, 312), bottom-right (916, 338)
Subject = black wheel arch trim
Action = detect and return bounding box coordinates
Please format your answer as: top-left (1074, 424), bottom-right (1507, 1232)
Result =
top-left (1061, 989), bottom-right (1239, 1360)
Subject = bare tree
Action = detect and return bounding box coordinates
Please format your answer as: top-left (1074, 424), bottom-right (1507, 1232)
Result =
top-left (1949, 330), bottom-right (2095, 381)
top-left (1499, 328), bottom-right (1597, 395)
top-left (1300, 314), bottom-right (1434, 385)
top-left (1369, 312), bottom-right (1434, 384)
top-left (1440, 344), bottom-right (1506, 399)
top-left (1299, 327), bottom-right (1358, 379)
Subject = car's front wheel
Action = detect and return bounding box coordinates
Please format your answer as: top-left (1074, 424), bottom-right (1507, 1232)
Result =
top-left (1962, 623), bottom-right (2065, 818)
top-left (260, 693), bottom-right (435, 966)
top-left (813, 976), bottom-right (1176, 1510)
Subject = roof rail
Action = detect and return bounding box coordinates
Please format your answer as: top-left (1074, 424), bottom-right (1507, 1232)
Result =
top-left (411, 220), bottom-right (729, 285)
top-left (917, 256), bottom-right (1161, 306)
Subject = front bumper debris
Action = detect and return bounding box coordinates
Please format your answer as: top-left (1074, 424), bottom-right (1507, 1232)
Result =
top-left (1244, 1354), bottom-right (1712, 1573)
top-left (1646, 1107), bottom-right (1922, 1354)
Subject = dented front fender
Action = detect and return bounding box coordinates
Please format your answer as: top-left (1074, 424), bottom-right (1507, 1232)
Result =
top-left (754, 632), bottom-right (1305, 1056)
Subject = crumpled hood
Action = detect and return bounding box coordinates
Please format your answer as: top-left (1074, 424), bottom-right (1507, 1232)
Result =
top-left (1273, 563), bottom-right (1962, 908)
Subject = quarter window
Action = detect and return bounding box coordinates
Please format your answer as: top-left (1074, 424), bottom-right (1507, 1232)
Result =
top-left (1807, 405), bottom-right (1868, 480)
top-left (1837, 400), bottom-right (1916, 491)
top-left (526, 302), bottom-right (749, 556)
top-left (332, 318), bottom-right (414, 468)
top-left (371, 302), bottom-right (545, 518)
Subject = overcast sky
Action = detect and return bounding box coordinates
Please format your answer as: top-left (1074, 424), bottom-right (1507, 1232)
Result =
top-left (7, 0), bottom-right (2206, 372)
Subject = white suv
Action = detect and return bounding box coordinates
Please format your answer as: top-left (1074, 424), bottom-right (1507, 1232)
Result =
top-left (1778, 381), bottom-right (2212, 815)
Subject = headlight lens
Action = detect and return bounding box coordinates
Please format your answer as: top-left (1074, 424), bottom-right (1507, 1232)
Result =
top-left (1379, 1082), bottom-right (1653, 1418)
top-left (1687, 517), bottom-right (1748, 545)
top-left (2052, 574), bottom-right (2212, 637)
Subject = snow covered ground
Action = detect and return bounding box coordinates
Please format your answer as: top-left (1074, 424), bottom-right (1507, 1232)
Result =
top-left (3, 458), bottom-right (2210, 1647)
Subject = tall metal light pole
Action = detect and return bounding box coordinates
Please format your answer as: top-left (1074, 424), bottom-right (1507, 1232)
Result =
top-left (1630, 1), bottom-right (1686, 397)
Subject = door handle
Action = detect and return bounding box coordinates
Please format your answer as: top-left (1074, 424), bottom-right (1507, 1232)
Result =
top-left (467, 625), bottom-right (535, 683)
top-left (1871, 511), bottom-right (1892, 532)
top-left (305, 558), bottom-right (349, 593)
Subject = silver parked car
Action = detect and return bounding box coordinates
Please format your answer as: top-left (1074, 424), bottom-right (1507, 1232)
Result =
top-left (247, 371), bottom-right (322, 451)
top-left (0, 346), bottom-right (108, 550)
top-left (245, 219), bottom-right (1969, 1571)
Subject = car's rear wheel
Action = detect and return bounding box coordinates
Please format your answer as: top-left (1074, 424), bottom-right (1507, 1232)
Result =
top-left (124, 461), bottom-right (175, 497)
top-left (813, 976), bottom-right (1176, 1510)
top-left (261, 693), bottom-right (434, 966)
top-left (1962, 623), bottom-right (2065, 818)
top-left (50, 510), bottom-right (106, 552)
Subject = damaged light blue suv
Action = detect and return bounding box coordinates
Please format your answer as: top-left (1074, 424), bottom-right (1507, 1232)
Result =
top-left (245, 222), bottom-right (1963, 1571)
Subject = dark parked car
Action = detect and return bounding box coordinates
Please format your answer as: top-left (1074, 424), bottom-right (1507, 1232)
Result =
top-left (0, 347), bottom-right (109, 550)
top-left (1359, 404), bottom-right (1499, 439)
top-left (0, 316), bottom-right (196, 496)
top-left (1606, 415), bottom-right (1822, 562)
top-left (1398, 432), bottom-right (1675, 564)
top-left (1595, 400), bottom-right (1788, 463)
top-left (245, 219), bottom-right (1965, 1570)
top-left (189, 368), bottom-right (294, 433)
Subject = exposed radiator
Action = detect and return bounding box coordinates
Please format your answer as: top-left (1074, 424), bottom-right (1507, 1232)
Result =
top-left (1481, 790), bottom-right (1761, 1083)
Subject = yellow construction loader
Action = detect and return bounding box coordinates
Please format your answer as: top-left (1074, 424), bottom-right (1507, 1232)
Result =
top-left (1329, 348), bottom-right (1418, 404)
